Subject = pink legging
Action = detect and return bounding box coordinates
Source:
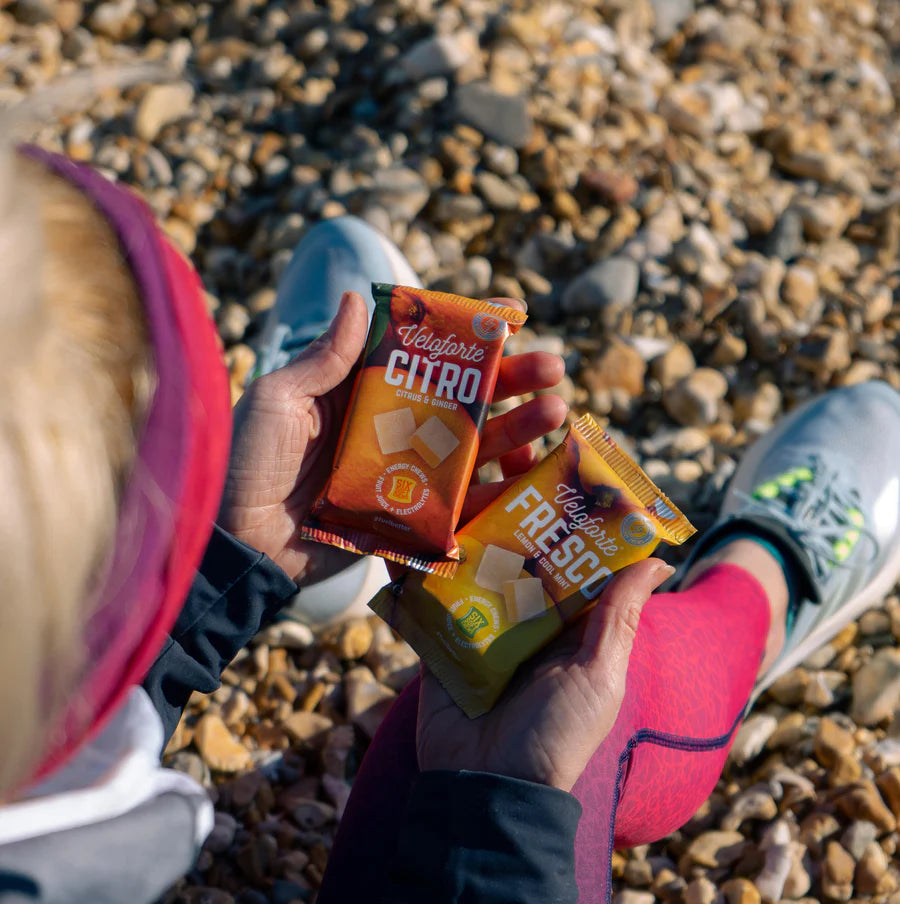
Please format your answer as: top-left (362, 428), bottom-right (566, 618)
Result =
top-left (320, 564), bottom-right (770, 903)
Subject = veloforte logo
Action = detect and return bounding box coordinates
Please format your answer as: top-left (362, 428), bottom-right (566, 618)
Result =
top-left (396, 324), bottom-right (487, 362)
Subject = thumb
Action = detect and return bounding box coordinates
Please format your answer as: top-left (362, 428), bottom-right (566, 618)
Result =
top-left (579, 558), bottom-right (674, 677)
top-left (279, 290), bottom-right (370, 399)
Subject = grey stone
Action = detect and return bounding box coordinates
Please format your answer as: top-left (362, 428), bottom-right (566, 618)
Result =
top-left (561, 256), bottom-right (640, 314)
top-left (368, 166), bottom-right (431, 221)
top-left (841, 820), bottom-right (879, 860)
top-left (167, 751), bottom-right (211, 787)
top-left (206, 811), bottom-right (239, 854)
top-left (765, 209), bottom-right (804, 262)
top-left (475, 170), bottom-right (522, 210)
top-left (399, 30), bottom-right (479, 80)
top-left (13, 0), bottom-right (56, 25)
top-left (454, 82), bottom-right (532, 148)
top-left (729, 713), bottom-right (778, 766)
top-left (61, 27), bottom-right (96, 61)
top-left (432, 191), bottom-right (486, 221)
top-left (754, 842), bottom-right (791, 901)
top-left (432, 259), bottom-right (495, 298)
top-left (650, 0), bottom-right (695, 42)
top-left (722, 786), bottom-right (778, 831)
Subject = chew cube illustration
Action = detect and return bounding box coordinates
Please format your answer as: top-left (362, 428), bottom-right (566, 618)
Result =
top-left (374, 407), bottom-right (417, 455)
top-left (474, 543), bottom-right (525, 594)
top-left (410, 415), bottom-right (460, 468)
top-left (503, 578), bottom-right (548, 623)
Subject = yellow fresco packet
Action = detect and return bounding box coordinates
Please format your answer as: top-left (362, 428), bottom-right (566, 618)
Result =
top-left (301, 283), bottom-right (526, 572)
top-left (370, 414), bottom-right (696, 717)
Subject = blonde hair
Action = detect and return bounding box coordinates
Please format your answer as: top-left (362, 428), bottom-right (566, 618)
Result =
top-left (0, 130), bottom-right (153, 795)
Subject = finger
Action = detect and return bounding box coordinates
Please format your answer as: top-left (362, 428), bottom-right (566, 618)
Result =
top-left (498, 445), bottom-right (538, 479)
top-left (460, 476), bottom-right (520, 523)
top-left (476, 395), bottom-right (568, 467)
top-left (491, 297), bottom-right (526, 311)
top-left (494, 351), bottom-right (566, 401)
top-left (579, 559), bottom-right (675, 672)
top-left (264, 291), bottom-right (370, 402)
top-left (417, 662), bottom-right (456, 720)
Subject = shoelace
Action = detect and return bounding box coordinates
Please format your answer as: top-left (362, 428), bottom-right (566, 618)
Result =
top-left (733, 457), bottom-right (879, 584)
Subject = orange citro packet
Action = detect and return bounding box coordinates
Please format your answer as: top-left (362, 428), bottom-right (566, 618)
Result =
top-left (369, 414), bottom-right (696, 717)
top-left (301, 283), bottom-right (526, 572)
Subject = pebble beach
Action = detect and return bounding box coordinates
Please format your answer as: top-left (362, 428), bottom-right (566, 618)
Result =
top-left (5, 0), bottom-right (900, 901)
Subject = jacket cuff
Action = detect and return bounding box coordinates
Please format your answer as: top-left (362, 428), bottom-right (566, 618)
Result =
top-left (385, 770), bottom-right (581, 904)
top-left (143, 524), bottom-right (298, 745)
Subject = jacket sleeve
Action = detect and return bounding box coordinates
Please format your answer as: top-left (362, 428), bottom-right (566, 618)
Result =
top-left (142, 524), bottom-right (298, 746)
top-left (381, 771), bottom-right (581, 904)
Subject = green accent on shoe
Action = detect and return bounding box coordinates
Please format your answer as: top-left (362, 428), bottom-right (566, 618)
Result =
top-left (688, 383), bottom-right (900, 701)
top-left (749, 465), bottom-right (868, 578)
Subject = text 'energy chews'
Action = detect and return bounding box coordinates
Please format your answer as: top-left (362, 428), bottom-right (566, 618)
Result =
top-left (370, 415), bottom-right (697, 717)
top-left (301, 283), bottom-right (526, 572)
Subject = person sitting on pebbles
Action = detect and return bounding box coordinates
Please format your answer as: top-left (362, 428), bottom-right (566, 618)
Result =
top-left (4, 80), bottom-right (900, 904)
top-left (0, 86), bottom-right (567, 902)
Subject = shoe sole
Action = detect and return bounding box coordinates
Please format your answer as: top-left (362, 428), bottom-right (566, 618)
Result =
top-left (283, 555), bottom-right (390, 629)
top-left (756, 534), bottom-right (900, 693)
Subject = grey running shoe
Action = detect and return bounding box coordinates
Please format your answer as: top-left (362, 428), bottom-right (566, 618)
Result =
top-left (251, 215), bottom-right (422, 379)
top-left (255, 216), bottom-right (422, 626)
top-left (688, 381), bottom-right (900, 693)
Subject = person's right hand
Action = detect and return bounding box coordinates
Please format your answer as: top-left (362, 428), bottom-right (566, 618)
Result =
top-left (416, 558), bottom-right (674, 792)
top-left (219, 291), bottom-right (567, 587)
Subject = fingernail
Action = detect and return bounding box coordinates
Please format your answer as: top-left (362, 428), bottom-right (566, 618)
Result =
top-left (652, 563), bottom-right (676, 585)
top-left (327, 291), bottom-right (352, 328)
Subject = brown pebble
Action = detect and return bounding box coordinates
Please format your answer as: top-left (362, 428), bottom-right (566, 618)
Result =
top-left (301, 681), bottom-right (328, 713)
top-left (337, 619), bottom-right (375, 660)
top-left (194, 714), bottom-right (252, 774)
top-left (876, 767), bottom-right (900, 819)
top-left (582, 337), bottom-right (647, 400)
top-left (814, 717), bottom-right (857, 769)
top-left (822, 840), bottom-right (856, 900)
top-left (721, 877), bottom-right (760, 904)
top-left (684, 830), bottom-right (748, 868)
top-left (835, 782), bottom-right (897, 834)
top-left (581, 166), bottom-right (639, 205)
top-left (283, 711), bottom-right (333, 745)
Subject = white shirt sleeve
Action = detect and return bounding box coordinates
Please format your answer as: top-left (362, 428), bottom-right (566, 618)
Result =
top-left (0, 686), bottom-right (213, 847)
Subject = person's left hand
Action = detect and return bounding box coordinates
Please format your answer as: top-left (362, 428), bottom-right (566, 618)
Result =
top-left (219, 291), bottom-right (567, 585)
top-left (416, 558), bottom-right (674, 792)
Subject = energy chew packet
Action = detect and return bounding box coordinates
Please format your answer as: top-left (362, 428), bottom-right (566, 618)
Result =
top-left (301, 283), bottom-right (526, 572)
top-left (370, 414), bottom-right (696, 717)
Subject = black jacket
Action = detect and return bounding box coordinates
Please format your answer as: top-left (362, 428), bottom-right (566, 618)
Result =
top-left (142, 526), bottom-right (581, 904)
